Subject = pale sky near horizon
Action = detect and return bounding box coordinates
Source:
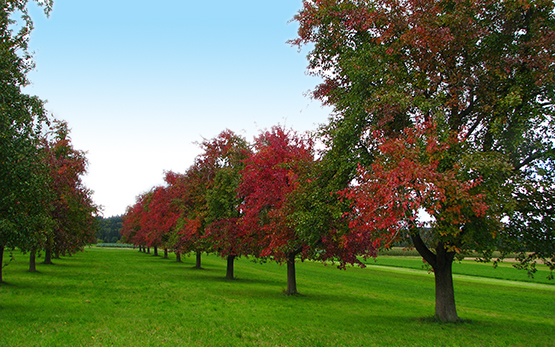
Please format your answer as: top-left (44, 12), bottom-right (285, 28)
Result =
top-left (23, 0), bottom-right (332, 217)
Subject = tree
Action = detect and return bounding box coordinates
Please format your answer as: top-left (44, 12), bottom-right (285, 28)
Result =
top-left (341, 120), bottom-right (498, 322)
top-left (39, 120), bottom-right (99, 265)
top-left (292, 0), bottom-right (555, 321)
top-left (202, 130), bottom-right (252, 279)
top-left (162, 171), bottom-right (189, 262)
top-left (0, 0), bottom-right (54, 282)
top-left (238, 126), bottom-right (318, 294)
top-left (173, 163), bottom-right (213, 269)
top-left (143, 182), bottom-right (182, 259)
top-left (140, 186), bottom-right (165, 257)
top-left (121, 191), bottom-right (153, 253)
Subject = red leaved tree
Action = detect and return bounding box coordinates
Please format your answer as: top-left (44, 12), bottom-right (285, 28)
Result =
top-left (173, 163), bottom-right (212, 269)
top-left (122, 175), bottom-right (181, 259)
top-left (121, 192), bottom-right (149, 252)
top-left (141, 185), bottom-right (174, 257)
top-left (161, 171), bottom-right (188, 262)
top-left (238, 126), bottom-right (316, 294)
top-left (38, 120), bottom-right (99, 267)
top-left (342, 120), bottom-right (495, 321)
top-left (201, 130), bottom-right (252, 279)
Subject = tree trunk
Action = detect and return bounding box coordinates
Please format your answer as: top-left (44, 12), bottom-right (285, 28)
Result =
top-left (153, 246), bottom-right (158, 256)
top-left (43, 246), bottom-right (54, 265)
top-left (163, 248), bottom-right (168, 259)
top-left (226, 255), bottom-right (236, 280)
top-left (410, 233), bottom-right (460, 322)
top-left (147, 247), bottom-right (150, 254)
top-left (28, 248), bottom-right (37, 273)
top-left (195, 251), bottom-right (202, 269)
top-left (433, 247), bottom-right (459, 322)
top-left (0, 244), bottom-right (4, 284)
top-left (286, 253), bottom-right (298, 295)
top-left (175, 252), bottom-right (182, 262)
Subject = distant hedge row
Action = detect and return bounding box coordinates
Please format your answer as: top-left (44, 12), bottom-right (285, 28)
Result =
top-left (95, 243), bottom-right (135, 249)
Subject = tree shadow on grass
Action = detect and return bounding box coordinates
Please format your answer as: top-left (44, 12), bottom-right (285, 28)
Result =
top-left (0, 280), bottom-right (16, 287)
top-left (417, 316), bottom-right (474, 324)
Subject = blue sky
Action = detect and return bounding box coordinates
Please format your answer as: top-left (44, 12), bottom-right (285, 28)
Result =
top-left (24, 0), bottom-right (331, 217)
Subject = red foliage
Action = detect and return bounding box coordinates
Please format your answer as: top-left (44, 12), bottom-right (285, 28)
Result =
top-left (238, 126), bottom-right (315, 261)
top-left (122, 171), bottom-right (188, 251)
top-left (342, 120), bottom-right (488, 252)
top-left (172, 163), bottom-right (211, 255)
top-left (200, 130), bottom-right (252, 258)
top-left (121, 193), bottom-right (148, 246)
top-left (42, 121), bottom-right (99, 254)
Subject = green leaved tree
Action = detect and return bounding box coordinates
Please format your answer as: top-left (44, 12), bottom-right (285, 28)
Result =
top-left (0, 0), bottom-right (54, 283)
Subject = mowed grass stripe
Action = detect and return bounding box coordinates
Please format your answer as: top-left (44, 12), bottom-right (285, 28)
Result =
top-left (0, 248), bottom-right (553, 346)
top-left (363, 263), bottom-right (555, 290)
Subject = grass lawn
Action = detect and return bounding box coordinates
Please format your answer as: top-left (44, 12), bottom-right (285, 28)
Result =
top-left (1, 247), bottom-right (553, 346)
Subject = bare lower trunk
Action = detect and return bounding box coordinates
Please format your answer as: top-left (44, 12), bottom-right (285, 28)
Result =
top-left (163, 248), bottom-right (168, 259)
top-left (43, 246), bottom-right (53, 265)
top-left (153, 246), bottom-right (158, 256)
top-left (147, 247), bottom-right (150, 254)
top-left (411, 233), bottom-right (460, 322)
top-left (195, 252), bottom-right (202, 269)
top-left (29, 248), bottom-right (37, 273)
top-left (226, 255), bottom-right (236, 280)
top-left (0, 245), bottom-right (4, 283)
top-left (286, 253), bottom-right (298, 295)
top-left (433, 248), bottom-right (459, 322)
top-left (175, 252), bottom-right (182, 262)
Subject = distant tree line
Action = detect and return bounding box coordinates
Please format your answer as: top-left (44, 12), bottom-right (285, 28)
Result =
top-left (97, 216), bottom-right (123, 244)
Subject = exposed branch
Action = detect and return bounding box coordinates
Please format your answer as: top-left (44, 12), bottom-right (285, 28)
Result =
top-left (466, 113), bottom-right (484, 139)
top-left (515, 148), bottom-right (555, 171)
top-left (409, 229), bottom-right (437, 268)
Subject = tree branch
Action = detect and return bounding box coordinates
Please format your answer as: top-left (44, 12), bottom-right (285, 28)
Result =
top-left (468, 116), bottom-right (483, 137)
top-left (409, 229), bottom-right (437, 268)
top-left (515, 148), bottom-right (554, 171)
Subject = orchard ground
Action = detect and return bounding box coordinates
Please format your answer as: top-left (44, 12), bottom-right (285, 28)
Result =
top-left (0, 247), bottom-right (553, 346)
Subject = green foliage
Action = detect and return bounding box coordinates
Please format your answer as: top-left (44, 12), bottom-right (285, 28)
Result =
top-left (0, 249), bottom-right (553, 346)
top-left (293, 0), bottom-right (555, 263)
top-left (366, 255), bottom-right (555, 285)
top-left (96, 215), bottom-right (123, 244)
top-left (0, 0), bottom-right (53, 261)
top-left (292, 0), bottom-right (555, 322)
top-left (94, 243), bottom-right (133, 248)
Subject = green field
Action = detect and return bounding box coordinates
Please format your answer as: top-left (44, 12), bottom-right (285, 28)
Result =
top-left (1, 248), bottom-right (553, 346)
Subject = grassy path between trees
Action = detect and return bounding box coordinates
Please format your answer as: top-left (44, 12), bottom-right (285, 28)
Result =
top-left (1, 248), bottom-right (553, 346)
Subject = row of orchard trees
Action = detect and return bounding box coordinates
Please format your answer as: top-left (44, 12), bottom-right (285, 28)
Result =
top-left (0, 0), bottom-right (99, 283)
top-left (124, 0), bottom-right (555, 323)
top-left (121, 128), bottom-right (369, 295)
